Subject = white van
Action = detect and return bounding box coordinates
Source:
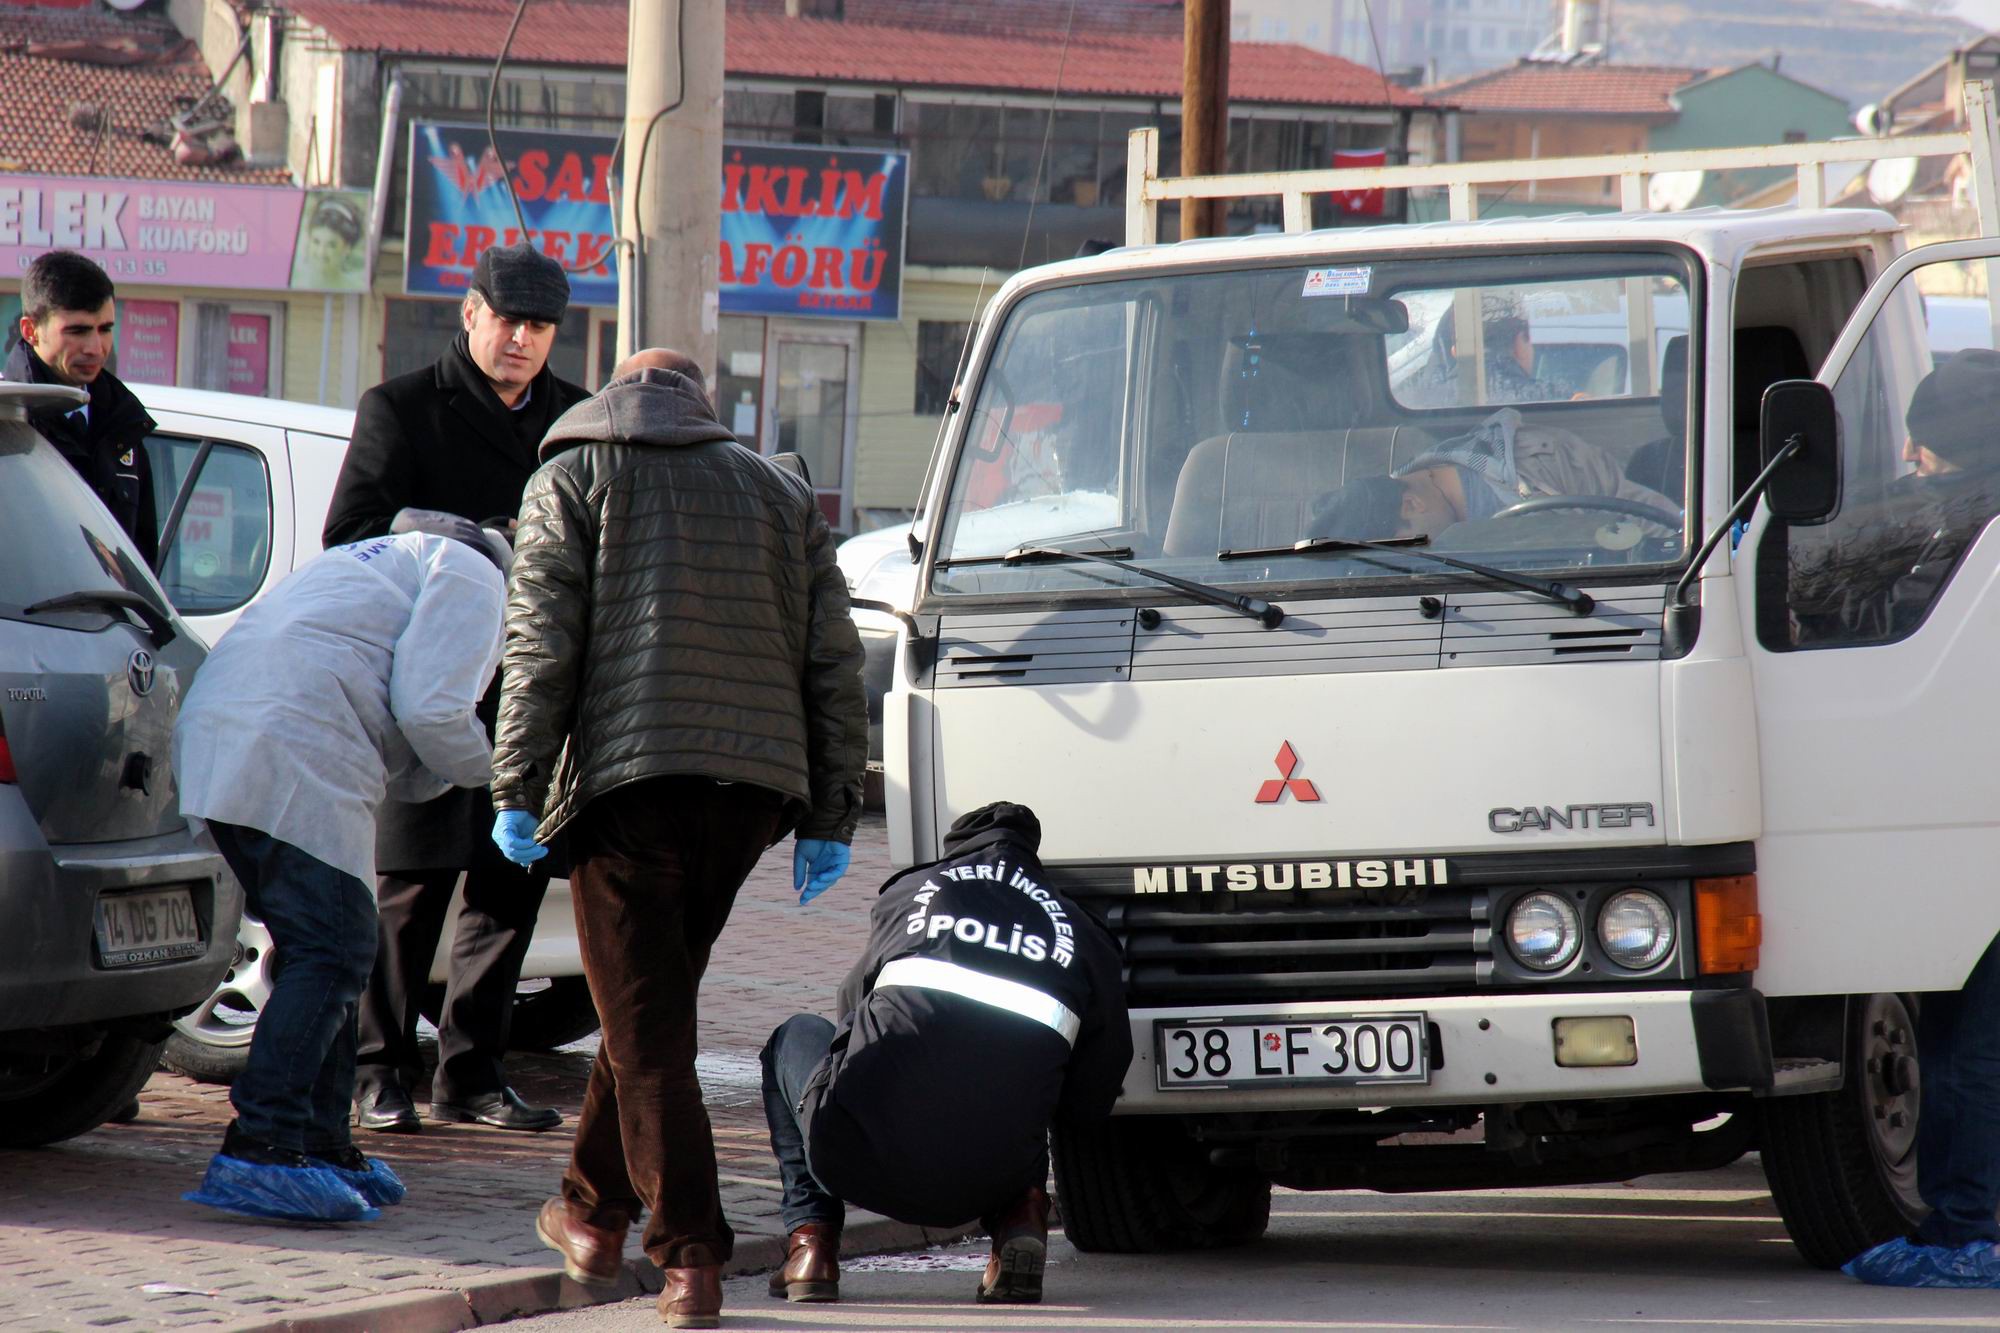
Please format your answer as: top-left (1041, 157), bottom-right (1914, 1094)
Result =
top-left (133, 384), bottom-right (593, 1082)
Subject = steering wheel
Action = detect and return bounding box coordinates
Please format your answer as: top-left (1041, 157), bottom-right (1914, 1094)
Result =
top-left (1489, 494), bottom-right (1684, 528)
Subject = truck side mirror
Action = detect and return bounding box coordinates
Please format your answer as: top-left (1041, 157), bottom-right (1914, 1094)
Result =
top-left (1760, 379), bottom-right (1840, 523)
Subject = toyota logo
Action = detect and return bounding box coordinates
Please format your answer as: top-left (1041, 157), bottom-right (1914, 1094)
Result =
top-left (127, 649), bottom-right (157, 697)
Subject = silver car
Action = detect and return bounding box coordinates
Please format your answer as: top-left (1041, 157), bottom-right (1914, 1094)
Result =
top-left (0, 381), bottom-right (237, 1146)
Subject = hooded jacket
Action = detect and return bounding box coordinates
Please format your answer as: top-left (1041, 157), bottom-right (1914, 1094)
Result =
top-left (797, 805), bottom-right (1131, 1228)
top-left (173, 532), bottom-right (505, 884)
top-left (4, 340), bottom-right (159, 566)
top-left (490, 367), bottom-right (867, 842)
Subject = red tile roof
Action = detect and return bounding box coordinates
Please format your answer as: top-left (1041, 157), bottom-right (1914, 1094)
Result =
top-left (0, 51), bottom-right (293, 182)
top-left (273, 0), bottom-right (1426, 108)
top-left (0, 3), bottom-right (293, 182)
top-left (1425, 61), bottom-right (1705, 118)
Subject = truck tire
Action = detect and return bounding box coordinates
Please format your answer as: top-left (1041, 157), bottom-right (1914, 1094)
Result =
top-left (419, 976), bottom-right (601, 1052)
top-left (1052, 1115), bottom-right (1271, 1253)
top-left (0, 1034), bottom-right (167, 1148)
top-left (1759, 992), bottom-right (1926, 1269)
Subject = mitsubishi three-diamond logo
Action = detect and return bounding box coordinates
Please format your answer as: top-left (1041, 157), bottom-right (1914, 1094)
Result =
top-left (1255, 742), bottom-right (1321, 804)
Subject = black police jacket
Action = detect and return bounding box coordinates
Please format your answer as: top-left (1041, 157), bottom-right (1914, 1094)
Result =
top-left (800, 825), bottom-right (1131, 1228)
top-left (5, 340), bottom-right (159, 567)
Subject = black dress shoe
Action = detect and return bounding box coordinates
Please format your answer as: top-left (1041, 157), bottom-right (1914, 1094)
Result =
top-left (429, 1087), bottom-right (562, 1132)
top-left (355, 1083), bottom-right (421, 1133)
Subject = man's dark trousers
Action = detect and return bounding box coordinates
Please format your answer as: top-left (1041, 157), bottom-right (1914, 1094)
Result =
top-left (561, 776), bottom-right (783, 1268)
top-left (1915, 932), bottom-right (2000, 1247)
top-left (206, 821), bottom-right (375, 1155)
top-left (761, 1015), bottom-right (842, 1232)
top-left (354, 838), bottom-right (551, 1102)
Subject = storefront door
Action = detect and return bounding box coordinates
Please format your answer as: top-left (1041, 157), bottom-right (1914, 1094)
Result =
top-left (761, 320), bottom-right (860, 533)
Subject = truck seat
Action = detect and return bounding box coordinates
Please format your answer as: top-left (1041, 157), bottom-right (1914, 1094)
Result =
top-left (1161, 425), bottom-right (1437, 556)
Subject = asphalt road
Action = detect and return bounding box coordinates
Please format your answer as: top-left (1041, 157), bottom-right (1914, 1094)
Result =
top-left (497, 1158), bottom-right (2000, 1332)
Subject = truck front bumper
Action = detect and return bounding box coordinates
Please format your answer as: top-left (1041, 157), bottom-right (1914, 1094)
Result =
top-left (1114, 987), bottom-right (1769, 1113)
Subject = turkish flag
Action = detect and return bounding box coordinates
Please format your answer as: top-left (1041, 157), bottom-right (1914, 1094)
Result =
top-left (1332, 148), bottom-right (1387, 217)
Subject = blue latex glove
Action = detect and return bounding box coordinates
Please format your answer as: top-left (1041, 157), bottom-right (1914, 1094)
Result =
top-left (793, 838), bottom-right (851, 904)
top-left (492, 810), bottom-right (548, 867)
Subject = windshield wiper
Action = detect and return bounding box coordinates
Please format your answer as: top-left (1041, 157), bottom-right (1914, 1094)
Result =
top-left (1218, 535), bottom-right (1594, 616)
top-left (936, 544), bottom-right (1285, 627)
top-left (25, 589), bottom-right (178, 646)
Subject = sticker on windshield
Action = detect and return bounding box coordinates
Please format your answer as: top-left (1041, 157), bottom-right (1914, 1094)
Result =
top-left (1303, 266), bottom-right (1371, 298)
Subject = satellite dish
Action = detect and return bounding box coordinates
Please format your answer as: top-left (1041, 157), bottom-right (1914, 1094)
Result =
top-left (103, 0), bottom-right (151, 11)
top-left (1855, 102), bottom-right (1891, 137)
top-left (1648, 170), bottom-right (1704, 212)
top-left (1868, 156), bottom-right (1920, 204)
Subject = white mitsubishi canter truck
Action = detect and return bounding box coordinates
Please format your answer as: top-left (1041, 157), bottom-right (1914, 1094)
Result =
top-left (869, 86), bottom-right (2000, 1267)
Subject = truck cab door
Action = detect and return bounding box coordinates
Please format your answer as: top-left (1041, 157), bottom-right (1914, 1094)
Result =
top-left (1741, 239), bottom-right (2000, 997)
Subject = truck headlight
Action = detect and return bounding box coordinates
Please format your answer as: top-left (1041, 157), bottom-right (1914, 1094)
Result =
top-left (1598, 889), bottom-right (1675, 970)
top-left (1506, 892), bottom-right (1581, 971)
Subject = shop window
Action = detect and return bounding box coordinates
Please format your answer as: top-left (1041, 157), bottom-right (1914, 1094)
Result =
top-left (915, 319), bottom-right (971, 415)
top-left (718, 315), bottom-right (766, 445)
top-left (382, 297), bottom-right (589, 385)
top-left (186, 302), bottom-right (282, 397)
top-left (145, 437), bottom-right (273, 614)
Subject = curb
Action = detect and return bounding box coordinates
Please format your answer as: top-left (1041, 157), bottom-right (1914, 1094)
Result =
top-left (218, 1213), bottom-right (974, 1332)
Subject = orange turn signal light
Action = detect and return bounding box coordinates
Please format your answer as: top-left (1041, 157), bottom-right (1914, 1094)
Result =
top-left (1696, 875), bottom-right (1761, 974)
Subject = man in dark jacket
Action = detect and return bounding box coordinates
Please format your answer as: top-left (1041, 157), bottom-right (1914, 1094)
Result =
top-left (6, 251), bottom-right (158, 565)
top-left (758, 802), bottom-right (1129, 1308)
top-left (494, 348), bottom-right (867, 1331)
top-left (322, 244), bottom-right (591, 1137)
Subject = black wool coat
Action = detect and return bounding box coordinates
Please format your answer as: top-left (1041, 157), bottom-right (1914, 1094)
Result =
top-left (5, 340), bottom-right (160, 567)
top-left (322, 336), bottom-right (590, 873)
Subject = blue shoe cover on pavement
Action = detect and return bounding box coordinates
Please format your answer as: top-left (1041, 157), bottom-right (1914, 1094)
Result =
top-left (324, 1157), bottom-right (406, 1207)
top-left (183, 1154), bottom-right (380, 1223)
top-left (1844, 1236), bottom-right (2000, 1287)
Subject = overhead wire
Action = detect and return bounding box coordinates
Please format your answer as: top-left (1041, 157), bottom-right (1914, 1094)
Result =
top-left (1018, 0), bottom-right (1082, 272)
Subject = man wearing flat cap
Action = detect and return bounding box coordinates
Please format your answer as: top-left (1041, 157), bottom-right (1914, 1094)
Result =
top-left (324, 242), bottom-right (592, 1136)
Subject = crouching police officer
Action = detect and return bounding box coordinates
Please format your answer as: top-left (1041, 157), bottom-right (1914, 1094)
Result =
top-left (759, 801), bottom-right (1130, 1306)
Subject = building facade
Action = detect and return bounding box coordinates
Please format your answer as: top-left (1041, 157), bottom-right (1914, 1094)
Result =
top-left (113, 0), bottom-right (1438, 533)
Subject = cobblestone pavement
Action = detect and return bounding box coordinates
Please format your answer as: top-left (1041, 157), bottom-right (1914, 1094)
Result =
top-left (0, 817), bottom-right (958, 1332)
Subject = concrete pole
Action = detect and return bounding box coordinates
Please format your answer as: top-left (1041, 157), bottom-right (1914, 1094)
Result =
top-left (618, 0), bottom-right (724, 379)
top-left (1181, 0), bottom-right (1230, 239)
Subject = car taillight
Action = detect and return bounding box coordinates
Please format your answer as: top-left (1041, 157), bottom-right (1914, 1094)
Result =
top-left (0, 735), bottom-right (15, 783)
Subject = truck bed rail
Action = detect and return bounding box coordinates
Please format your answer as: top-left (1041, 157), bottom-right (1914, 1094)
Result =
top-left (1125, 80), bottom-right (2000, 245)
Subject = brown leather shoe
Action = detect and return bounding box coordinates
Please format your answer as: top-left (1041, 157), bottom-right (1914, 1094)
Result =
top-left (766, 1222), bottom-right (840, 1302)
top-left (976, 1185), bottom-right (1050, 1304)
top-left (535, 1197), bottom-right (627, 1288)
top-left (658, 1263), bottom-right (722, 1328)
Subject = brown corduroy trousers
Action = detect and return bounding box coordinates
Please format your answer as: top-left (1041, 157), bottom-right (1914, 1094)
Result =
top-left (558, 776), bottom-right (783, 1268)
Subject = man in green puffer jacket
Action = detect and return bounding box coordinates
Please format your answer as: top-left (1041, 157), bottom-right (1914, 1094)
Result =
top-left (490, 348), bottom-right (867, 1330)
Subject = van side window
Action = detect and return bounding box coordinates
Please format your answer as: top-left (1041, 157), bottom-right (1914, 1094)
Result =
top-left (1756, 259), bottom-right (2000, 651)
top-left (144, 437), bottom-right (273, 614)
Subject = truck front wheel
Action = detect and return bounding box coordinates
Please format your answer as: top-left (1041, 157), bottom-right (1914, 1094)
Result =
top-left (1052, 1115), bottom-right (1271, 1253)
top-left (1758, 993), bottom-right (1925, 1269)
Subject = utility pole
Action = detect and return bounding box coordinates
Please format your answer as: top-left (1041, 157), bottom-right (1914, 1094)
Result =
top-left (619, 0), bottom-right (724, 376)
top-left (1181, 0), bottom-right (1230, 239)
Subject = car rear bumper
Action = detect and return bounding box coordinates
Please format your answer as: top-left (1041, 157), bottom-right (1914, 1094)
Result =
top-left (0, 791), bottom-right (238, 1033)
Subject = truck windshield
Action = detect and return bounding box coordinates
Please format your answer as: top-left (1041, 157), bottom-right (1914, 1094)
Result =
top-left (930, 252), bottom-right (1694, 601)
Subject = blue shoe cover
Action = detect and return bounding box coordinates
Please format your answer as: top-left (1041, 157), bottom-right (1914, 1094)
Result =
top-left (323, 1157), bottom-right (406, 1207)
top-left (183, 1153), bottom-right (380, 1223)
top-left (1844, 1236), bottom-right (2000, 1288)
